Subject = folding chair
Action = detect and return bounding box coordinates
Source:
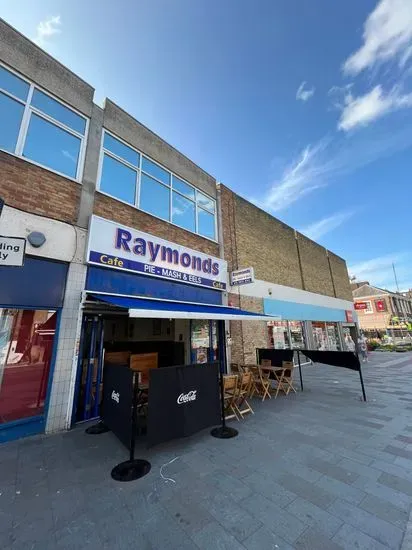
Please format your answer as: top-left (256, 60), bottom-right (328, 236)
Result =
top-left (260, 359), bottom-right (272, 367)
top-left (230, 362), bottom-right (241, 374)
top-left (223, 374), bottom-right (240, 421)
top-left (273, 361), bottom-right (297, 398)
top-left (249, 365), bottom-right (271, 402)
top-left (234, 372), bottom-right (254, 418)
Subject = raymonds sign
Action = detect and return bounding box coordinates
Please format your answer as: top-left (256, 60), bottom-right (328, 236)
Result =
top-left (87, 216), bottom-right (227, 290)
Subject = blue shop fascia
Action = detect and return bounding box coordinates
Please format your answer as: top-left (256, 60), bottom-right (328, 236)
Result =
top-left (72, 215), bottom-right (272, 424)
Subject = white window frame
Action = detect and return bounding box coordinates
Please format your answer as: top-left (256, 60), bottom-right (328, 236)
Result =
top-left (364, 300), bottom-right (373, 314)
top-left (97, 129), bottom-right (218, 242)
top-left (0, 62), bottom-right (89, 183)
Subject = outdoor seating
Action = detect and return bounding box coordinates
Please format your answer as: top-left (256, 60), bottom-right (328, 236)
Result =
top-left (248, 365), bottom-right (271, 401)
top-left (223, 374), bottom-right (240, 421)
top-left (273, 361), bottom-right (297, 397)
top-left (234, 371), bottom-right (254, 418)
top-left (230, 362), bottom-right (241, 374)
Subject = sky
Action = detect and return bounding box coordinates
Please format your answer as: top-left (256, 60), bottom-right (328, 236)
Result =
top-left (1, 0), bottom-right (412, 291)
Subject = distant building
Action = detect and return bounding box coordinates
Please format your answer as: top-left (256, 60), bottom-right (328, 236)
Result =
top-left (352, 282), bottom-right (412, 335)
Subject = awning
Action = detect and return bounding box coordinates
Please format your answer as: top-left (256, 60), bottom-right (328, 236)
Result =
top-left (88, 293), bottom-right (280, 321)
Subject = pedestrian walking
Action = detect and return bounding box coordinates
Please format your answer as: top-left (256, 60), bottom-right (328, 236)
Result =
top-left (358, 334), bottom-right (368, 362)
top-left (344, 333), bottom-right (356, 352)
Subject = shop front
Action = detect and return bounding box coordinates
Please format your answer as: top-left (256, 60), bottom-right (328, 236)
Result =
top-left (0, 257), bottom-right (67, 442)
top-left (72, 216), bottom-right (274, 425)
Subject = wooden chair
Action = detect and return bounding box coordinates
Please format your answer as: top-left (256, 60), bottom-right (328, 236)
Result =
top-left (234, 372), bottom-right (254, 418)
top-left (230, 362), bottom-right (241, 374)
top-left (273, 361), bottom-right (297, 398)
top-left (223, 374), bottom-right (240, 421)
top-left (248, 365), bottom-right (271, 402)
top-left (260, 359), bottom-right (272, 367)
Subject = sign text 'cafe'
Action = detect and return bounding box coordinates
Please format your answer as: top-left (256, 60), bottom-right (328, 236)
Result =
top-left (87, 216), bottom-right (227, 290)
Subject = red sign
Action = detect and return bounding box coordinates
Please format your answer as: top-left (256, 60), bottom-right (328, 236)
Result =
top-left (375, 300), bottom-right (386, 312)
top-left (354, 302), bottom-right (368, 310)
top-left (345, 310), bottom-right (354, 323)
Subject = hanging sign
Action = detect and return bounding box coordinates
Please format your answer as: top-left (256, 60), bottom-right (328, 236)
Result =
top-left (0, 236), bottom-right (26, 266)
top-left (230, 267), bottom-right (254, 286)
top-left (375, 300), bottom-right (387, 312)
top-left (86, 216), bottom-right (227, 291)
top-left (345, 310), bottom-right (354, 322)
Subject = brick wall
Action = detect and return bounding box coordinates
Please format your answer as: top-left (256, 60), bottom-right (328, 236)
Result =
top-left (220, 186), bottom-right (303, 288)
top-left (0, 152), bottom-right (80, 223)
top-left (328, 251), bottom-right (353, 301)
top-left (228, 293), bottom-right (267, 365)
top-left (296, 232), bottom-right (335, 297)
top-left (94, 192), bottom-right (220, 256)
top-left (356, 296), bottom-right (393, 331)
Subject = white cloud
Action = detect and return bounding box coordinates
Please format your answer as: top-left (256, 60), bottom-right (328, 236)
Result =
top-left (252, 124), bottom-right (412, 212)
top-left (349, 252), bottom-right (409, 289)
top-left (296, 81), bottom-right (315, 102)
top-left (343, 0), bottom-right (412, 75)
top-left (338, 85), bottom-right (412, 131)
top-left (34, 15), bottom-right (62, 47)
top-left (300, 210), bottom-right (355, 241)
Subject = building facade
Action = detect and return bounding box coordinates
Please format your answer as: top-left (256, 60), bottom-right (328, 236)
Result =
top-left (0, 19), bottom-right (355, 442)
top-left (352, 282), bottom-right (412, 335)
top-left (220, 185), bottom-right (355, 364)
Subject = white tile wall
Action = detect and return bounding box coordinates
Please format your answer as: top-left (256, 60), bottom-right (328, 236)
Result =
top-left (45, 262), bottom-right (86, 433)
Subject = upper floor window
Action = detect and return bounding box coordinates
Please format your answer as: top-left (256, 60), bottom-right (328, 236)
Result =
top-left (364, 301), bottom-right (373, 314)
top-left (0, 64), bottom-right (88, 180)
top-left (99, 130), bottom-right (217, 241)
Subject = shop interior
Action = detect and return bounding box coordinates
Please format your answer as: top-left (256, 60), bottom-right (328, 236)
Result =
top-left (73, 301), bottom-right (221, 424)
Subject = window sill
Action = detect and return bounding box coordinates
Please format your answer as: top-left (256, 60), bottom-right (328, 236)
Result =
top-left (0, 148), bottom-right (82, 185)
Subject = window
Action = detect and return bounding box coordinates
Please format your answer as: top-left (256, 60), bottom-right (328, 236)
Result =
top-left (0, 308), bottom-right (57, 423)
top-left (364, 301), bottom-right (373, 314)
top-left (99, 130), bottom-right (218, 240)
top-left (0, 63), bottom-right (87, 180)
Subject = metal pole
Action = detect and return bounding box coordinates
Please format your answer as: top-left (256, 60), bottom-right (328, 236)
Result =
top-left (93, 317), bottom-right (105, 418)
top-left (358, 361), bottom-right (367, 402)
top-left (130, 371), bottom-right (139, 462)
top-left (297, 350), bottom-right (304, 391)
top-left (84, 316), bottom-right (97, 420)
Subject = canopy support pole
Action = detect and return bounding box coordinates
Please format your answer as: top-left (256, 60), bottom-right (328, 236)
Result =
top-left (358, 354), bottom-right (367, 402)
top-left (297, 351), bottom-right (304, 391)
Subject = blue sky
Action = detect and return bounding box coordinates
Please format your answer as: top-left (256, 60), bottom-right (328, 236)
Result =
top-left (2, 0), bottom-right (412, 290)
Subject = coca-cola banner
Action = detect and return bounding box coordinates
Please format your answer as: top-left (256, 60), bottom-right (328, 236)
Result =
top-left (102, 363), bottom-right (135, 449)
top-left (147, 363), bottom-right (220, 446)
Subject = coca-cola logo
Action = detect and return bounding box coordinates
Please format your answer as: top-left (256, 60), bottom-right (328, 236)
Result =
top-left (111, 390), bottom-right (120, 403)
top-left (177, 390), bottom-right (197, 404)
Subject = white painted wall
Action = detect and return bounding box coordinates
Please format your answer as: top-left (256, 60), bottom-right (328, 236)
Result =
top-left (0, 205), bottom-right (86, 262)
top-left (228, 277), bottom-right (354, 311)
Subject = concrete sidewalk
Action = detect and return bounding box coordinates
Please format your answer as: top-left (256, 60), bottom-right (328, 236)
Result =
top-left (1, 352), bottom-right (412, 549)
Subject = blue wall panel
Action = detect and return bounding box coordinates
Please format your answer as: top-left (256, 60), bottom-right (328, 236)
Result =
top-left (264, 298), bottom-right (347, 322)
top-left (0, 257), bottom-right (68, 308)
top-left (86, 266), bottom-right (222, 305)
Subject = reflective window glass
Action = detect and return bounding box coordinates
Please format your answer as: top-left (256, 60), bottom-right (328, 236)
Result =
top-left (173, 176), bottom-right (195, 200)
top-left (198, 208), bottom-right (216, 240)
top-left (100, 154), bottom-right (137, 205)
top-left (103, 133), bottom-right (139, 166)
top-left (31, 89), bottom-right (86, 134)
top-left (140, 174), bottom-right (170, 220)
top-left (142, 157), bottom-right (170, 185)
top-left (172, 191), bottom-right (196, 232)
top-left (0, 309), bottom-right (57, 423)
top-left (0, 66), bottom-right (29, 101)
top-left (23, 113), bottom-right (81, 178)
top-left (197, 191), bottom-right (215, 212)
top-left (0, 92), bottom-right (24, 153)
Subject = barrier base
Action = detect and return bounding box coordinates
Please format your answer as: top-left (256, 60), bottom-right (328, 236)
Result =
top-left (211, 426), bottom-right (238, 439)
top-left (85, 421), bottom-right (110, 435)
top-left (111, 459), bottom-right (151, 482)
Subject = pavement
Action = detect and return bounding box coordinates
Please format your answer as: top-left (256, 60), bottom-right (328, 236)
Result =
top-left (2, 351), bottom-right (412, 549)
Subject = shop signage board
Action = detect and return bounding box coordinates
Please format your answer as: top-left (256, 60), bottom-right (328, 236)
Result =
top-left (354, 302), bottom-right (368, 310)
top-left (345, 310), bottom-right (354, 322)
top-left (0, 236), bottom-right (26, 266)
top-left (230, 267), bottom-right (254, 286)
top-left (375, 300), bottom-right (387, 312)
top-left (86, 216), bottom-right (227, 291)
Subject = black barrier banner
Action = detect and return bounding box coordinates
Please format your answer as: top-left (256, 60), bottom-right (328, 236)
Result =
top-left (299, 350), bottom-right (360, 372)
top-left (102, 363), bottom-right (134, 449)
top-left (256, 348), bottom-right (294, 367)
top-left (147, 363), bottom-right (220, 447)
